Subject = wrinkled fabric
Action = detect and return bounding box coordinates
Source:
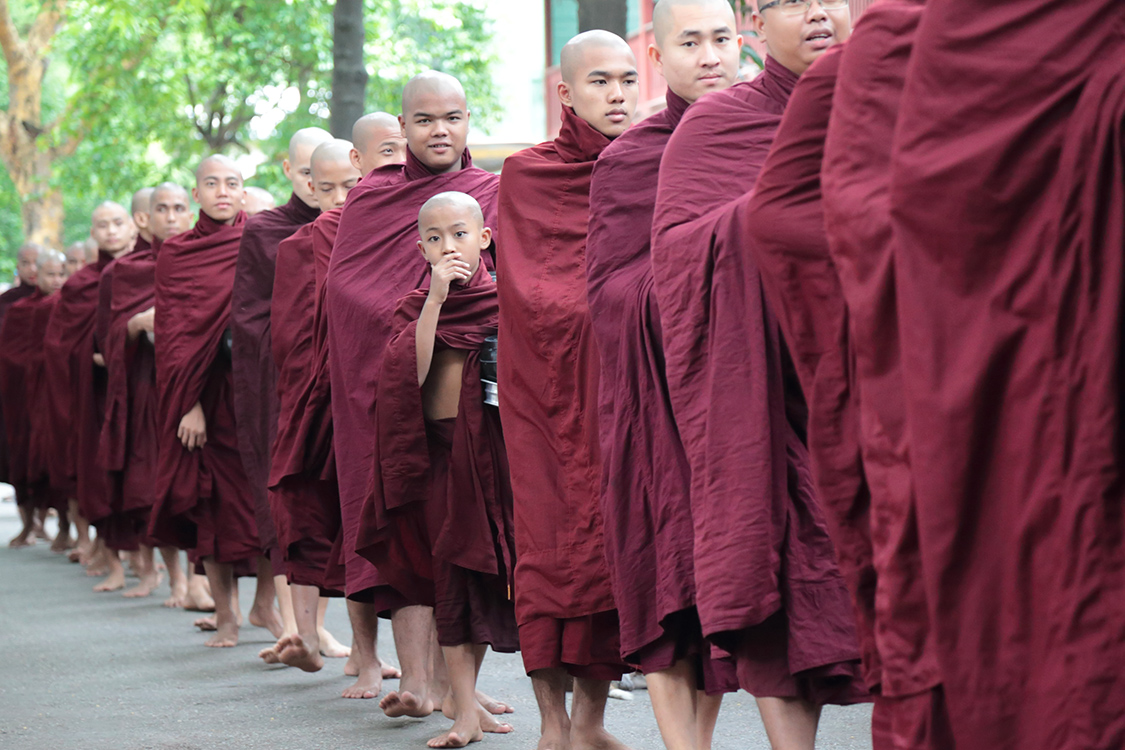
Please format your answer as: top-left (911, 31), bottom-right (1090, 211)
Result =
top-left (886, 0), bottom-right (1125, 746)
top-left (328, 147), bottom-right (497, 598)
top-left (0, 283), bottom-right (37, 483)
top-left (651, 56), bottom-right (864, 702)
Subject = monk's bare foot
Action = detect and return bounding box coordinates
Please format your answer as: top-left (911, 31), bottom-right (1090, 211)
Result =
top-left (49, 534), bottom-right (72, 553)
top-left (537, 728), bottom-right (571, 750)
top-left (344, 653), bottom-right (360, 677)
top-left (381, 690), bottom-right (436, 718)
top-left (8, 532), bottom-right (34, 548)
top-left (33, 522), bottom-right (49, 541)
top-left (123, 570), bottom-right (163, 598)
top-left (93, 569), bottom-right (126, 592)
top-left (204, 622), bottom-right (239, 648)
top-left (259, 644), bottom-right (282, 664)
top-left (443, 691), bottom-right (514, 721)
top-left (77, 543), bottom-right (95, 567)
top-left (317, 627), bottom-right (350, 658)
top-left (570, 727), bottom-right (630, 750)
top-left (164, 576), bottom-right (189, 608)
top-left (194, 616), bottom-right (218, 632)
top-left (248, 604), bottom-right (285, 639)
top-left (429, 706), bottom-right (506, 749)
top-left (68, 548), bottom-right (82, 562)
top-left (277, 634), bottom-right (324, 672)
top-left (343, 661), bottom-right (383, 699)
top-left (184, 579), bottom-right (215, 612)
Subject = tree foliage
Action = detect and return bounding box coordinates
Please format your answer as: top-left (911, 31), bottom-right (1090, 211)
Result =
top-left (0, 0), bottom-right (498, 256)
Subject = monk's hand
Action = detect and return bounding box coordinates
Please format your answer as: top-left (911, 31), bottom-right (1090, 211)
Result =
top-left (178, 402), bottom-right (207, 451)
top-left (127, 307), bottom-right (156, 340)
top-left (428, 253), bottom-right (472, 305)
top-left (92, 353), bottom-right (106, 367)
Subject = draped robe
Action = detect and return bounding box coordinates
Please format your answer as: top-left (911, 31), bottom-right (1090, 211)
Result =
top-left (0, 283), bottom-right (37, 484)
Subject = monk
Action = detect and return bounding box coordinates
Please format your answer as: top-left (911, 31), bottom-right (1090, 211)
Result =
top-left (243, 186), bottom-right (277, 215)
top-left (327, 71), bottom-right (505, 718)
top-left (64, 242), bottom-right (88, 276)
top-left (356, 192), bottom-right (518, 748)
top-left (0, 248), bottom-right (66, 548)
top-left (149, 155), bottom-right (277, 648)
top-left (876, 0), bottom-right (1125, 747)
top-left (650, 0), bottom-right (867, 747)
top-left (266, 118), bottom-right (406, 699)
top-left (231, 126), bottom-right (335, 649)
top-left (496, 30), bottom-right (637, 750)
top-left (585, 2), bottom-right (748, 747)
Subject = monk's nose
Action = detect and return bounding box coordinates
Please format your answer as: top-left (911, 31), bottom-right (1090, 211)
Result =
top-left (607, 81), bottom-right (625, 102)
top-left (700, 42), bottom-right (721, 67)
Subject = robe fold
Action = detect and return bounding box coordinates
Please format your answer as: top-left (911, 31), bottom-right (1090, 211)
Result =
top-left (328, 147), bottom-right (498, 599)
top-left (99, 239), bottom-right (163, 551)
top-left (884, 0), bottom-right (1125, 745)
top-left (231, 193), bottom-right (319, 573)
top-left (149, 211), bottom-right (260, 564)
top-left (42, 251), bottom-right (114, 522)
top-left (497, 106), bottom-right (627, 679)
top-left (586, 89), bottom-right (738, 692)
top-left (355, 264), bottom-right (518, 651)
top-left (0, 283), bottom-right (38, 483)
top-left (651, 56), bottom-right (864, 703)
top-left (269, 211), bottom-right (344, 592)
top-left (0, 290), bottom-right (63, 510)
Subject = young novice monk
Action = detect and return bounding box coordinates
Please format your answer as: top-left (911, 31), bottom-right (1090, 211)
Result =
top-left (357, 191), bottom-right (516, 748)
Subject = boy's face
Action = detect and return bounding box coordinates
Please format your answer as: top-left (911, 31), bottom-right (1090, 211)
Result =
top-left (417, 203), bottom-right (491, 280)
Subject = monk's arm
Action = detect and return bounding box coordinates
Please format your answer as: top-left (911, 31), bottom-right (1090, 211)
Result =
top-left (177, 401), bottom-right (207, 450)
top-left (416, 299), bottom-right (442, 386)
top-left (126, 307), bottom-right (156, 342)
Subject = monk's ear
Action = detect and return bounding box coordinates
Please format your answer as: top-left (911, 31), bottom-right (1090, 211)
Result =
top-left (307, 178), bottom-right (315, 196)
top-left (417, 240), bottom-right (428, 259)
top-left (557, 80), bottom-right (574, 108)
top-left (282, 158), bottom-right (293, 180)
top-left (398, 114), bottom-right (406, 133)
top-left (350, 148), bottom-right (362, 172)
top-left (752, 12), bottom-right (766, 42)
top-left (479, 226), bottom-right (492, 249)
top-left (647, 43), bottom-right (664, 76)
top-left (191, 186), bottom-right (201, 206)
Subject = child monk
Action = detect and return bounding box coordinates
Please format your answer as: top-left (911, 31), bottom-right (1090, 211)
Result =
top-left (357, 191), bottom-right (517, 748)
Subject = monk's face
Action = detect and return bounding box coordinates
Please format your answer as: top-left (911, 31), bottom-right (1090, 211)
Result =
top-left (36, 260), bottom-right (65, 295)
top-left (558, 47), bottom-right (639, 139)
top-left (90, 205), bottom-right (133, 254)
top-left (16, 248), bottom-right (37, 285)
top-left (650, 6), bottom-right (742, 103)
top-left (193, 163), bottom-right (245, 224)
top-left (150, 188), bottom-right (193, 241)
top-left (400, 90), bottom-right (471, 174)
top-left (753, 0), bottom-right (850, 76)
top-left (64, 248), bottom-right (84, 276)
top-left (352, 126), bottom-right (408, 175)
top-left (310, 159), bottom-right (362, 212)
top-left (417, 204), bottom-right (490, 279)
top-left (285, 142), bottom-right (319, 208)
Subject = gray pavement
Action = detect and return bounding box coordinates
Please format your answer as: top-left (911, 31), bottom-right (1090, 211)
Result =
top-left (0, 499), bottom-right (872, 750)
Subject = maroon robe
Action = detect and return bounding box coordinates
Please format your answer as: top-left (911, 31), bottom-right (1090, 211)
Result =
top-left (497, 107), bottom-right (627, 680)
top-left (883, 0), bottom-right (1125, 746)
top-left (99, 239), bottom-right (163, 551)
top-left (816, 3), bottom-right (948, 744)
top-left (42, 251), bottom-right (115, 523)
top-left (231, 193), bottom-right (319, 574)
top-left (651, 56), bottom-right (864, 703)
top-left (0, 283), bottom-right (37, 483)
top-left (149, 211), bottom-right (260, 564)
top-left (586, 90), bottom-right (739, 692)
top-left (356, 264), bottom-right (518, 651)
top-left (0, 290), bottom-right (62, 510)
top-left (328, 148), bottom-right (497, 600)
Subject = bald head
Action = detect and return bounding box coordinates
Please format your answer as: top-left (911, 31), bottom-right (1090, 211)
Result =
top-left (150, 182), bottom-right (193, 242)
top-left (308, 140), bottom-right (362, 211)
top-left (193, 154), bottom-right (245, 224)
top-left (652, 0), bottom-right (737, 45)
top-left (64, 241), bottom-right (87, 276)
top-left (243, 186), bottom-right (277, 215)
top-left (418, 191), bottom-right (485, 229)
top-left (558, 31), bottom-right (639, 138)
top-left (195, 154), bottom-right (241, 182)
top-left (91, 201), bottom-right (134, 257)
top-left (285, 127), bottom-right (333, 207)
top-left (402, 71), bottom-right (467, 114)
top-left (36, 248), bottom-right (66, 295)
top-left (288, 127), bottom-right (333, 162)
top-left (15, 241), bottom-right (42, 285)
top-left (400, 72), bottom-right (471, 174)
top-left (351, 112), bottom-right (408, 175)
top-left (560, 30), bottom-right (636, 83)
top-left (416, 192), bottom-right (490, 276)
top-left (649, 0), bottom-right (742, 103)
top-left (131, 187), bottom-right (156, 242)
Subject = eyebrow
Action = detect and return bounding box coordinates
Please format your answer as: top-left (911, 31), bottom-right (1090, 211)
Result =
top-left (677, 26), bottom-right (734, 39)
top-left (412, 109), bottom-right (464, 118)
top-left (587, 69), bottom-right (639, 78)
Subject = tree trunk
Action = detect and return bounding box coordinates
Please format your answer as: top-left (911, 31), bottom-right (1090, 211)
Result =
top-left (330, 0), bottom-right (367, 139)
top-left (578, 0), bottom-right (627, 37)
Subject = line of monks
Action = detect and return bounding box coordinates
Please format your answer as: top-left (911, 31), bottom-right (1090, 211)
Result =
top-left (3, 0), bottom-right (1123, 748)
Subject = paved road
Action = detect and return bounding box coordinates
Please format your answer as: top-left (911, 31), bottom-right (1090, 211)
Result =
top-left (0, 500), bottom-right (873, 750)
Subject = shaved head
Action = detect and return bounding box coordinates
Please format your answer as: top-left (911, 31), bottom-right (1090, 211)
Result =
top-left (90, 201), bottom-right (134, 256)
top-left (194, 154), bottom-right (242, 182)
top-left (653, 0), bottom-right (737, 46)
top-left (64, 241), bottom-right (87, 275)
top-left (15, 241), bottom-right (42, 285)
top-left (36, 247), bottom-right (65, 270)
top-left (352, 112), bottom-right (399, 153)
top-left (150, 182), bottom-right (193, 241)
top-left (351, 112), bottom-right (407, 175)
top-left (132, 187), bottom-right (155, 216)
top-left (402, 71), bottom-right (468, 115)
top-left (36, 248), bottom-right (66, 294)
top-left (418, 191), bottom-right (485, 229)
top-left (400, 71), bottom-right (471, 174)
top-left (17, 241), bottom-right (42, 262)
top-left (310, 139), bottom-right (355, 175)
top-left (288, 126), bottom-right (333, 162)
top-left (309, 140), bottom-right (362, 211)
top-left (560, 30), bottom-right (636, 83)
top-left (286, 127), bottom-right (333, 207)
top-left (193, 155), bottom-right (245, 224)
top-left (243, 186), bottom-right (277, 215)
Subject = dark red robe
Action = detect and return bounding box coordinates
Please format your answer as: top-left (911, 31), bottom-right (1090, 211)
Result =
top-left (0, 283), bottom-right (37, 484)
top-left (42, 251), bottom-right (115, 524)
top-left (328, 148), bottom-right (497, 601)
top-left (497, 107), bottom-right (628, 680)
top-left (0, 290), bottom-right (63, 510)
top-left (651, 56), bottom-right (864, 703)
top-left (585, 90), bottom-right (738, 693)
top-left (99, 239), bottom-right (164, 551)
top-left (269, 211), bottom-right (344, 592)
top-left (231, 193), bottom-right (319, 574)
top-left (356, 264), bottom-right (518, 651)
top-left (882, 0), bottom-right (1125, 746)
top-left (149, 211), bottom-right (261, 564)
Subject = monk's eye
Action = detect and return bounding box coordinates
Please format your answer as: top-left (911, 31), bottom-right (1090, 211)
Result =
top-left (682, 41), bottom-right (697, 48)
top-left (625, 78), bottom-right (638, 86)
top-left (455, 231), bottom-right (467, 238)
top-left (417, 118), bottom-right (430, 124)
top-left (382, 148), bottom-right (393, 155)
top-left (717, 36), bottom-right (731, 43)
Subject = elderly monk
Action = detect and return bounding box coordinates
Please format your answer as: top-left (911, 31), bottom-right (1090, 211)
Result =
top-left (585, 2), bottom-right (749, 747)
top-left (149, 155), bottom-right (275, 648)
top-left (328, 71), bottom-right (504, 719)
top-left (650, 0), bottom-right (870, 746)
top-left (267, 118), bottom-right (406, 698)
top-left (243, 186), bottom-right (277, 215)
top-left (231, 126), bottom-right (334, 648)
top-left (64, 242), bottom-right (88, 276)
top-left (0, 248), bottom-right (66, 547)
top-left (496, 30), bottom-right (637, 750)
top-left (256, 137), bottom-right (359, 670)
top-left (876, 0), bottom-right (1125, 747)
